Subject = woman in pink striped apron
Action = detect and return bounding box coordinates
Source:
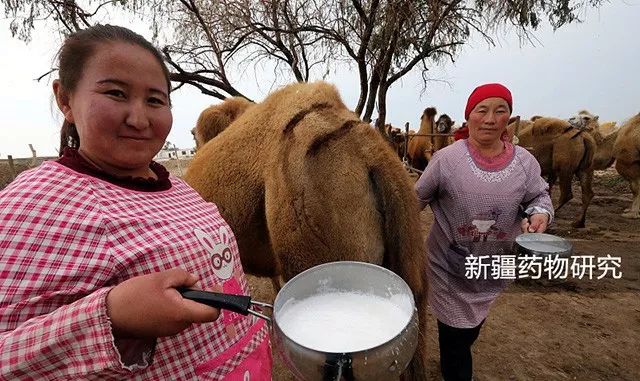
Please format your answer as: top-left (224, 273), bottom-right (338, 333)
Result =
top-left (0, 24), bottom-right (271, 380)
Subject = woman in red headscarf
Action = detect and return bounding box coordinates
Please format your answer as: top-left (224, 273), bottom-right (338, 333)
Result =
top-left (414, 83), bottom-right (553, 381)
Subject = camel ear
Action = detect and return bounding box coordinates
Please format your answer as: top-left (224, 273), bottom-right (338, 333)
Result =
top-left (594, 115), bottom-right (599, 122)
top-left (451, 120), bottom-right (455, 126)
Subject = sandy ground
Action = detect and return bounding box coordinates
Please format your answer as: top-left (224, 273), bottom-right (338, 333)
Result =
top-left (246, 167), bottom-right (639, 381)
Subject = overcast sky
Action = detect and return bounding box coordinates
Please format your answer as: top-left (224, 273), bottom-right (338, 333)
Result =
top-left (1, 1), bottom-right (639, 158)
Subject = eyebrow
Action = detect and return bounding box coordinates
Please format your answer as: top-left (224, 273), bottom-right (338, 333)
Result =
top-left (96, 78), bottom-right (168, 99)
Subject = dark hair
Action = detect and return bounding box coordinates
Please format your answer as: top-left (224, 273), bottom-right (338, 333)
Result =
top-left (56, 24), bottom-right (171, 155)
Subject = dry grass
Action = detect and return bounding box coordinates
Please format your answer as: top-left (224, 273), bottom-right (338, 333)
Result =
top-left (0, 157), bottom-right (57, 190)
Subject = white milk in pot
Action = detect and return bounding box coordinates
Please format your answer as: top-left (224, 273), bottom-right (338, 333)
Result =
top-left (277, 290), bottom-right (413, 353)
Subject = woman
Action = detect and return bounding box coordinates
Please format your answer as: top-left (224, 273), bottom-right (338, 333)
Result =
top-left (0, 25), bottom-right (271, 380)
top-left (415, 83), bottom-right (553, 381)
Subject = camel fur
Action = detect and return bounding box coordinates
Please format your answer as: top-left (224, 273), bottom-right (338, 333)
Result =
top-left (184, 81), bottom-right (429, 379)
top-left (435, 113), bottom-right (456, 147)
top-left (569, 110), bottom-right (620, 171)
top-left (599, 121), bottom-right (618, 135)
top-left (385, 123), bottom-right (406, 160)
top-left (613, 113), bottom-right (640, 219)
top-left (406, 107), bottom-right (437, 170)
top-left (191, 96), bottom-right (254, 149)
top-left (513, 117), bottom-right (596, 228)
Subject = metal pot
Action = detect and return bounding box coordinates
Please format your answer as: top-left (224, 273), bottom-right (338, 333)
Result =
top-left (272, 261), bottom-right (419, 381)
top-left (179, 261), bottom-right (419, 381)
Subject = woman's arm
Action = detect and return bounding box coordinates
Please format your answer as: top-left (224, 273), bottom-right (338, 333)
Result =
top-left (520, 151), bottom-right (554, 227)
top-left (414, 151), bottom-right (443, 210)
top-left (0, 287), bottom-right (152, 380)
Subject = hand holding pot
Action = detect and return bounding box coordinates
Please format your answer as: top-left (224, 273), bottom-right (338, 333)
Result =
top-left (106, 268), bottom-right (220, 339)
top-left (521, 213), bottom-right (549, 233)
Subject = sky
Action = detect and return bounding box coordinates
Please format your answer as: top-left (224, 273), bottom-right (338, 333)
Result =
top-left (1, 1), bottom-right (639, 158)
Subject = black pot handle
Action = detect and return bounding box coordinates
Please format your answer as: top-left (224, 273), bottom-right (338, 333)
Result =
top-left (178, 288), bottom-right (252, 315)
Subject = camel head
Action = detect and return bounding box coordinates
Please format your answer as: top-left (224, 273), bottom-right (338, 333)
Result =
top-left (435, 114), bottom-right (454, 133)
top-left (568, 110), bottom-right (600, 132)
top-left (506, 115), bottom-right (522, 145)
top-left (193, 96), bottom-right (254, 149)
top-left (420, 107), bottom-right (437, 123)
top-left (384, 124), bottom-right (404, 145)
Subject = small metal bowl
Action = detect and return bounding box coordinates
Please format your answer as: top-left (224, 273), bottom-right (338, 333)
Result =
top-left (514, 232), bottom-right (573, 257)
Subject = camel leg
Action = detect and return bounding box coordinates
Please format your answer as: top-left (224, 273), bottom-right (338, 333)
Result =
top-left (555, 172), bottom-right (574, 212)
top-left (400, 279), bottom-right (429, 381)
top-left (546, 173), bottom-right (557, 196)
top-left (425, 151), bottom-right (433, 163)
top-left (573, 170), bottom-right (594, 228)
top-left (622, 178), bottom-right (640, 219)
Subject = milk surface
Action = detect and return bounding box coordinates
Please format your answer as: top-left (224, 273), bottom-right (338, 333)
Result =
top-left (277, 291), bottom-right (412, 352)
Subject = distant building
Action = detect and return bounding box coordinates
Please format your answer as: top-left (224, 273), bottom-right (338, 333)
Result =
top-left (154, 148), bottom-right (196, 161)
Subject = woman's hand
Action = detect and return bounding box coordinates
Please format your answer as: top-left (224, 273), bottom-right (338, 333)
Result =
top-left (106, 268), bottom-right (220, 339)
top-left (520, 213), bottom-right (550, 233)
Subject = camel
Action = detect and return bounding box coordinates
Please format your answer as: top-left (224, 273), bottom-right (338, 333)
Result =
top-left (597, 121), bottom-right (618, 135)
top-left (435, 113), bottom-right (456, 147)
top-left (406, 107), bottom-right (436, 171)
top-left (613, 113), bottom-right (640, 219)
top-left (384, 123), bottom-right (406, 160)
top-left (513, 117), bottom-right (596, 228)
top-left (191, 96), bottom-right (254, 149)
top-left (184, 81), bottom-right (429, 379)
top-left (568, 110), bottom-right (620, 171)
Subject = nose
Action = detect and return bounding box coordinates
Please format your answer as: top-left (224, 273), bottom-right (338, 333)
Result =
top-left (484, 111), bottom-right (497, 124)
top-left (125, 100), bottom-right (150, 130)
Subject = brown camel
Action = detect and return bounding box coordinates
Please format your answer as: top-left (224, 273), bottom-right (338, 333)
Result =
top-left (506, 116), bottom-right (524, 145)
top-left (599, 121), bottom-right (618, 135)
top-left (191, 96), bottom-right (254, 149)
top-left (568, 110), bottom-right (620, 171)
top-left (384, 123), bottom-right (406, 160)
top-left (514, 117), bottom-right (596, 228)
top-left (613, 112), bottom-right (640, 219)
top-left (435, 113), bottom-right (455, 147)
top-left (184, 81), bottom-right (429, 380)
top-left (406, 107), bottom-right (437, 171)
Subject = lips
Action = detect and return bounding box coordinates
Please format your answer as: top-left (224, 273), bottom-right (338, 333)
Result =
top-left (120, 136), bottom-right (151, 140)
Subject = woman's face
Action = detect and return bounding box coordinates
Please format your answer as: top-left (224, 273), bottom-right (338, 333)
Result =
top-left (467, 97), bottom-right (511, 146)
top-left (54, 41), bottom-right (172, 177)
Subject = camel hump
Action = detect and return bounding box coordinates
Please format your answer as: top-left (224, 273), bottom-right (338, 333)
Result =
top-left (424, 107), bottom-right (437, 118)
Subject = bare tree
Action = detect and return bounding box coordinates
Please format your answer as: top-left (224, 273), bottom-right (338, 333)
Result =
top-left (3, 0), bottom-right (606, 131)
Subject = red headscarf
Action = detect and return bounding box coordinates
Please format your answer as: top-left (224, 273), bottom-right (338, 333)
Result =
top-left (464, 83), bottom-right (512, 121)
